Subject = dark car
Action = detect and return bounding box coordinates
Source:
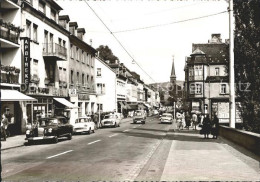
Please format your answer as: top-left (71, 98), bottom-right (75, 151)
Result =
top-left (133, 110), bottom-right (146, 124)
top-left (25, 116), bottom-right (73, 144)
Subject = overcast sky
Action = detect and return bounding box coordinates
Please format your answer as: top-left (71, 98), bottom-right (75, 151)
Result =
top-left (56, 0), bottom-right (229, 84)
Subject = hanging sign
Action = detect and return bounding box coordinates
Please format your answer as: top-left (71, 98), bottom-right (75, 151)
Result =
top-left (23, 37), bottom-right (31, 92)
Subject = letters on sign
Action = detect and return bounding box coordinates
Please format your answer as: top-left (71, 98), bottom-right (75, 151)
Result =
top-left (23, 37), bottom-right (30, 91)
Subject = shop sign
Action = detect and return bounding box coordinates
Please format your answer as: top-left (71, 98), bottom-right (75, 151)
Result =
top-left (79, 94), bottom-right (89, 100)
top-left (192, 102), bottom-right (200, 111)
top-left (23, 37), bottom-right (30, 92)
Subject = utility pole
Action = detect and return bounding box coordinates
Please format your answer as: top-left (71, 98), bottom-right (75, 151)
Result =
top-left (229, 0), bottom-right (236, 128)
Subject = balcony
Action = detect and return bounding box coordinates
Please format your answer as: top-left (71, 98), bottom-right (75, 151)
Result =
top-left (0, 27), bottom-right (19, 47)
top-left (42, 43), bottom-right (67, 61)
top-left (1, 65), bottom-right (20, 84)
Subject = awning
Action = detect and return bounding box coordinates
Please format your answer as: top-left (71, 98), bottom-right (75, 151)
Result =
top-left (1, 90), bottom-right (37, 101)
top-left (54, 98), bottom-right (77, 109)
top-left (118, 101), bottom-right (125, 106)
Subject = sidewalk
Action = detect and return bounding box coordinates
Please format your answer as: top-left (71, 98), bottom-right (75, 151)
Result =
top-left (161, 128), bottom-right (260, 181)
top-left (1, 117), bottom-right (133, 151)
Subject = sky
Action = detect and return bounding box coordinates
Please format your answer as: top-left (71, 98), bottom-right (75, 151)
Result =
top-left (56, 0), bottom-right (230, 84)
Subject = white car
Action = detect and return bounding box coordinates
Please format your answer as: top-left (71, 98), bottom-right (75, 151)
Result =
top-left (160, 113), bottom-right (173, 124)
top-left (73, 116), bottom-right (95, 134)
top-left (101, 114), bottom-right (121, 128)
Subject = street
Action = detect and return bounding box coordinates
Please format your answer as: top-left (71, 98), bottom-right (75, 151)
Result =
top-left (1, 116), bottom-right (260, 181)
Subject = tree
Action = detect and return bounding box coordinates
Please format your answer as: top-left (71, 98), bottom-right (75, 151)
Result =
top-left (96, 45), bottom-right (119, 62)
top-left (234, 0), bottom-right (260, 133)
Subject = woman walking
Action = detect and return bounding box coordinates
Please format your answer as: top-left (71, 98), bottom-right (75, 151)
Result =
top-left (211, 114), bottom-right (219, 139)
top-left (202, 114), bottom-right (211, 139)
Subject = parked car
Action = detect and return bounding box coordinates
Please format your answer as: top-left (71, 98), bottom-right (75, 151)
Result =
top-left (25, 116), bottom-right (73, 144)
top-left (160, 113), bottom-right (173, 124)
top-left (133, 110), bottom-right (146, 124)
top-left (100, 114), bottom-right (120, 128)
top-left (153, 109), bottom-right (159, 115)
top-left (73, 116), bottom-right (95, 134)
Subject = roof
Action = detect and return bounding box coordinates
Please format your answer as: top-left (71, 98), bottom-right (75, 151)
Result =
top-left (48, 0), bottom-right (63, 11)
top-left (192, 43), bottom-right (229, 64)
top-left (59, 15), bottom-right (70, 22)
top-left (77, 28), bottom-right (86, 34)
top-left (190, 48), bottom-right (206, 56)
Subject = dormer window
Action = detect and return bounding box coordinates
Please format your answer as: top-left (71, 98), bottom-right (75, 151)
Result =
top-left (51, 9), bottom-right (56, 22)
top-left (39, 0), bottom-right (46, 14)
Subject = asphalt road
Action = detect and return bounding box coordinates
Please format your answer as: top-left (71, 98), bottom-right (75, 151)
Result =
top-left (2, 116), bottom-right (260, 181)
top-left (1, 116), bottom-right (173, 181)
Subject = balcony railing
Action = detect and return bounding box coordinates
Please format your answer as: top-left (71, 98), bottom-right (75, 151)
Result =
top-left (42, 43), bottom-right (67, 61)
top-left (0, 27), bottom-right (19, 44)
top-left (1, 65), bottom-right (20, 84)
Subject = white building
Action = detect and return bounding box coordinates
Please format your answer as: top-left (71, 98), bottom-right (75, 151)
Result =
top-left (95, 57), bottom-right (116, 113)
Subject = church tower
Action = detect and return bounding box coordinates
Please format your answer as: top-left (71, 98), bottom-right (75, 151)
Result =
top-left (170, 56), bottom-right (176, 83)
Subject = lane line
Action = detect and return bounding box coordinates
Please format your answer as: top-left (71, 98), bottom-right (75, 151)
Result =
top-left (46, 150), bottom-right (73, 159)
top-left (123, 129), bottom-right (130, 132)
top-left (109, 134), bottom-right (119, 138)
top-left (88, 140), bottom-right (101, 145)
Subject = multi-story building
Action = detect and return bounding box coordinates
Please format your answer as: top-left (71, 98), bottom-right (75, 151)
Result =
top-left (184, 34), bottom-right (241, 123)
top-left (68, 21), bottom-right (97, 123)
top-left (20, 0), bottom-right (75, 127)
top-left (1, 0), bottom-right (36, 135)
top-left (95, 57), bottom-right (116, 113)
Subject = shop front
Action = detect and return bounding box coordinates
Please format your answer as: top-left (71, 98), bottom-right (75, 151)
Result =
top-left (1, 89), bottom-right (36, 135)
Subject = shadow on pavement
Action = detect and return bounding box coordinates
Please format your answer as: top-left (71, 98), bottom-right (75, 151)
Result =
top-left (133, 127), bottom-right (170, 133)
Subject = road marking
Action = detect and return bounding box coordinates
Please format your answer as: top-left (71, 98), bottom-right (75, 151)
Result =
top-left (46, 150), bottom-right (73, 159)
top-left (138, 125), bottom-right (141, 127)
top-left (133, 126), bottom-right (137, 128)
top-left (109, 134), bottom-right (118, 137)
top-left (123, 129), bottom-right (130, 132)
top-left (88, 140), bottom-right (101, 145)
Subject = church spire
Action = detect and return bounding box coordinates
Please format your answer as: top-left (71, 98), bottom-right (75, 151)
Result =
top-left (170, 55), bottom-right (176, 83)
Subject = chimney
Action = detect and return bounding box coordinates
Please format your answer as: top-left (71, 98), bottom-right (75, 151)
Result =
top-left (209, 33), bottom-right (222, 43)
top-left (90, 39), bottom-right (92, 46)
top-left (59, 15), bottom-right (70, 30)
top-left (77, 28), bottom-right (85, 40)
top-left (69, 22), bottom-right (78, 36)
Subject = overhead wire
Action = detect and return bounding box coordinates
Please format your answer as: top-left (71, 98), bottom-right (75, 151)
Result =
top-left (113, 10), bottom-right (229, 34)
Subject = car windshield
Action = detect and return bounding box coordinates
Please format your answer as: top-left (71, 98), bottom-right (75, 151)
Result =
top-left (135, 112), bottom-right (142, 116)
top-left (104, 115), bottom-right (114, 119)
top-left (47, 119), bottom-right (59, 125)
top-left (162, 114), bottom-right (172, 118)
top-left (76, 118), bottom-right (85, 123)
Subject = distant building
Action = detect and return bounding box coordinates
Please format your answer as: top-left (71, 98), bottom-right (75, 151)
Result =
top-left (95, 57), bottom-right (117, 113)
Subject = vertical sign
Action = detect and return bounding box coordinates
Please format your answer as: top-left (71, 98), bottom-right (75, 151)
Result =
top-left (24, 37), bottom-right (30, 92)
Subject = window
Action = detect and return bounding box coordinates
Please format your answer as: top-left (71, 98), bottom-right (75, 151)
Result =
top-left (63, 40), bottom-right (66, 48)
top-left (32, 59), bottom-right (38, 76)
top-left (76, 48), bottom-right (79, 61)
top-left (59, 67), bottom-right (63, 82)
top-left (220, 84), bottom-right (227, 94)
top-left (70, 44), bottom-right (73, 59)
top-left (38, 0), bottom-right (46, 14)
top-left (82, 74), bottom-right (85, 85)
top-left (58, 38), bottom-right (62, 45)
top-left (78, 102), bottom-right (82, 117)
top-left (26, 20), bottom-right (31, 38)
top-left (87, 75), bottom-right (89, 83)
top-left (70, 70), bottom-right (74, 84)
top-left (77, 72), bottom-right (79, 84)
top-left (215, 68), bottom-right (220, 76)
top-left (91, 76), bottom-right (93, 83)
top-left (51, 9), bottom-right (56, 22)
top-left (195, 84), bottom-right (202, 94)
top-left (97, 68), bottom-right (101, 77)
top-left (33, 24), bottom-right (38, 42)
top-left (190, 84), bottom-right (195, 94)
top-left (63, 68), bottom-right (66, 83)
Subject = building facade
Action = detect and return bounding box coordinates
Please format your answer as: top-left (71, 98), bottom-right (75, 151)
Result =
top-left (95, 57), bottom-right (116, 113)
top-left (184, 34), bottom-right (242, 123)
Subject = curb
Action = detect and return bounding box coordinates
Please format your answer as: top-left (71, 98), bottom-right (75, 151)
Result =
top-left (1, 144), bottom-right (25, 151)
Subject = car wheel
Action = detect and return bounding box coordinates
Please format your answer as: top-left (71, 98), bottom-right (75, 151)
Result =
top-left (28, 140), bottom-right (33, 145)
top-left (114, 123), bottom-right (117, 128)
top-left (142, 121), bottom-right (145, 124)
top-left (118, 123), bottom-right (120, 127)
top-left (92, 129), bottom-right (95, 133)
top-left (67, 133), bottom-right (72, 140)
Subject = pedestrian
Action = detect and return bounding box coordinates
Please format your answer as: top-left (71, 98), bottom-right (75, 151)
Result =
top-left (1, 114), bottom-right (8, 141)
top-left (185, 112), bottom-right (191, 130)
top-left (94, 113), bottom-right (99, 129)
top-left (211, 113), bottom-right (219, 139)
top-left (201, 114), bottom-right (211, 139)
top-left (192, 112), bottom-right (198, 130)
